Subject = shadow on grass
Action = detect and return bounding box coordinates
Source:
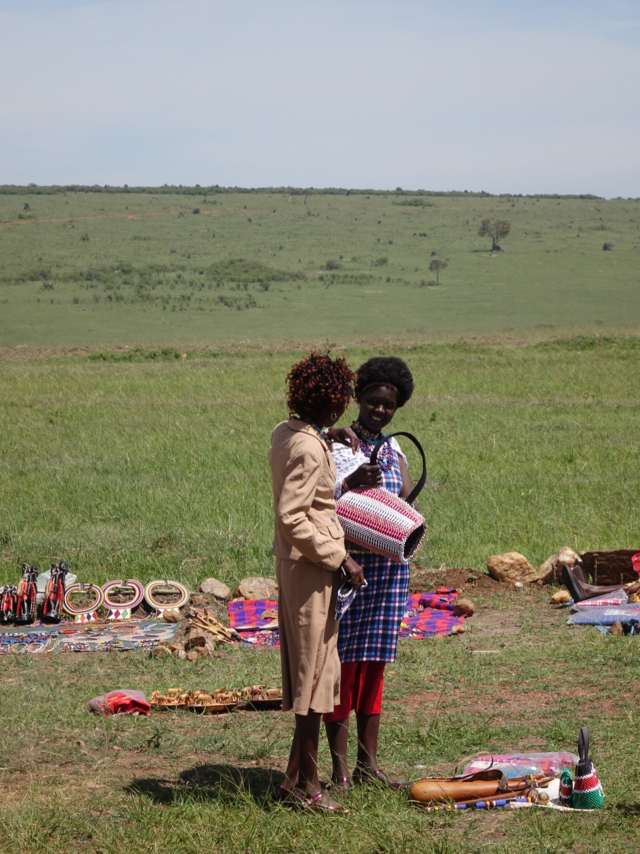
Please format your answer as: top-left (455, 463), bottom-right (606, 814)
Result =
top-left (611, 803), bottom-right (640, 817)
top-left (126, 763), bottom-right (285, 807)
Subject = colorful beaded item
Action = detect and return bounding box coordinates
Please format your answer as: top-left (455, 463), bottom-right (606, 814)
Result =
top-left (350, 419), bottom-right (382, 442)
top-left (559, 768), bottom-right (573, 805)
top-left (62, 583), bottom-right (105, 618)
top-left (143, 580), bottom-right (189, 616)
top-left (572, 727), bottom-right (605, 810)
top-left (102, 579), bottom-right (145, 619)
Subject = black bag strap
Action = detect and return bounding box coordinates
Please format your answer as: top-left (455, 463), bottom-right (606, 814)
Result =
top-left (370, 431), bottom-right (427, 506)
top-left (578, 726), bottom-right (590, 762)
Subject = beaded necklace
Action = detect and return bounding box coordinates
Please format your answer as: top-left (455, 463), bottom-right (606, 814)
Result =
top-left (351, 419), bottom-right (385, 443)
top-left (290, 415), bottom-right (331, 442)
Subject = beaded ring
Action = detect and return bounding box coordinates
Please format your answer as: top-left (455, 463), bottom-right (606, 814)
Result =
top-left (102, 579), bottom-right (145, 609)
top-left (63, 583), bottom-right (105, 616)
top-left (144, 580), bottom-right (189, 614)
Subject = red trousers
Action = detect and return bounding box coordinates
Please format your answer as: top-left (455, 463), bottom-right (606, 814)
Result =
top-left (323, 661), bottom-right (386, 722)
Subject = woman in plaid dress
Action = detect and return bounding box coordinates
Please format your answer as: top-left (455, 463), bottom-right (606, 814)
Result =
top-left (324, 356), bottom-right (415, 789)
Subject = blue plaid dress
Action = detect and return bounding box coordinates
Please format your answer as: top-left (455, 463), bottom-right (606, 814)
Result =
top-left (334, 432), bottom-right (410, 663)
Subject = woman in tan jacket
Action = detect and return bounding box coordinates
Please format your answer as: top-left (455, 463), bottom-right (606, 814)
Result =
top-left (270, 352), bottom-right (364, 812)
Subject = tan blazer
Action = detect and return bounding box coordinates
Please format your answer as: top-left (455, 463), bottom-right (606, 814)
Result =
top-left (269, 419), bottom-right (346, 572)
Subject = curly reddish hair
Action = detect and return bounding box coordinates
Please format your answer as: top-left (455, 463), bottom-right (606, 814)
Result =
top-left (286, 352), bottom-right (355, 422)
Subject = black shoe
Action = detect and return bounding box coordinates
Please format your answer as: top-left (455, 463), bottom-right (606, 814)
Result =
top-left (561, 564), bottom-right (586, 603)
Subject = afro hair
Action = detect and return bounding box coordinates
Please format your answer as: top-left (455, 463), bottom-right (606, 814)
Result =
top-left (286, 352), bottom-right (355, 421)
top-left (355, 356), bottom-right (414, 407)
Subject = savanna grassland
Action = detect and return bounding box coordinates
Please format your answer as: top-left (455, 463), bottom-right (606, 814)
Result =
top-left (1, 188), bottom-right (640, 854)
top-left (1, 188), bottom-right (640, 348)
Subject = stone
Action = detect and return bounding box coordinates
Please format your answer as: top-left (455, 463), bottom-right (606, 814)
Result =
top-left (186, 649), bottom-right (199, 662)
top-left (151, 643), bottom-right (173, 657)
top-left (550, 589), bottom-right (571, 604)
top-left (199, 578), bottom-right (233, 600)
top-left (185, 629), bottom-right (217, 656)
top-left (189, 593), bottom-right (211, 607)
top-left (487, 552), bottom-right (539, 584)
top-left (539, 547), bottom-right (582, 585)
top-left (162, 609), bottom-right (182, 623)
top-left (452, 598), bottom-right (475, 617)
top-left (608, 621), bottom-right (623, 636)
top-left (234, 576), bottom-right (278, 601)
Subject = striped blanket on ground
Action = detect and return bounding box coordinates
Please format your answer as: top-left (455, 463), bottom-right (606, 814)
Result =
top-left (567, 606), bottom-right (640, 628)
top-left (572, 591), bottom-right (636, 609)
top-left (227, 589), bottom-right (467, 649)
top-left (398, 588), bottom-right (466, 638)
top-left (228, 599), bottom-right (280, 647)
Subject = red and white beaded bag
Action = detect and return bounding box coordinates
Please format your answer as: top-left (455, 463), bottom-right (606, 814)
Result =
top-left (336, 432), bottom-right (427, 563)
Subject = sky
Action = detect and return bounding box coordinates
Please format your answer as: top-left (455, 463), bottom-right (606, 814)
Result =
top-left (1, 0), bottom-right (639, 196)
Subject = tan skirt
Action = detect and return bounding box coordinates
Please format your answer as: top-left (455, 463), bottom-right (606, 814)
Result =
top-left (276, 556), bottom-right (341, 715)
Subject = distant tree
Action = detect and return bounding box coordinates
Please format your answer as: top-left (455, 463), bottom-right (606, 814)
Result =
top-left (478, 218), bottom-right (511, 251)
top-left (428, 258), bottom-right (447, 285)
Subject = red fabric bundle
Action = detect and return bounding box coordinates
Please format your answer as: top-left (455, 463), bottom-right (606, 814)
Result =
top-left (88, 690), bottom-right (150, 716)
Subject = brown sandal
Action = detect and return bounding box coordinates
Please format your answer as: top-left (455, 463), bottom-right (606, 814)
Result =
top-left (352, 767), bottom-right (407, 789)
top-left (327, 776), bottom-right (352, 792)
top-left (273, 784), bottom-right (307, 808)
top-left (305, 791), bottom-right (349, 813)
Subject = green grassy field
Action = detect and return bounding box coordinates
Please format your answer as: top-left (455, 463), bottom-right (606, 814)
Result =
top-left (2, 341), bottom-right (639, 587)
top-left (2, 188), bottom-right (640, 853)
top-left (1, 340), bottom-right (640, 853)
top-left (1, 189), bottom-right (640, 347)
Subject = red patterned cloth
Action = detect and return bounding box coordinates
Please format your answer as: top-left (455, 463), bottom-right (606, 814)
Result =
top-left (399, 588), bottom-right (466, 638)
top-left (228, 599), bottom-right (278, 629)
top-left (228, 599), bottom-right (280, 647)
top-left (228, 590), bottom-right (466, 648)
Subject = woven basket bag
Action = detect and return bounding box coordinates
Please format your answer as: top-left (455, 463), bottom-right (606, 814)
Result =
top-left (336, 431), bottom-right (427, 563)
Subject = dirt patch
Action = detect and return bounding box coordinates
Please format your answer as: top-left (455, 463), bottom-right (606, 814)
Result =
top-left (410, 566), bottom-right (504, 595)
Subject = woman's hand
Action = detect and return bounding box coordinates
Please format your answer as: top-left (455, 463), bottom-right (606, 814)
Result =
top-left (327, 426), bottom-right (359, 453)
top-left (342, 554), bottom-right (365, 588)
top-left (344, 464), bottom-right (382, 489)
